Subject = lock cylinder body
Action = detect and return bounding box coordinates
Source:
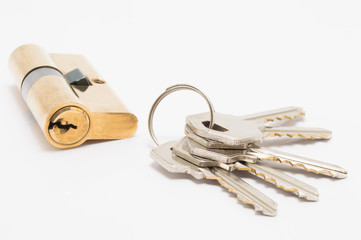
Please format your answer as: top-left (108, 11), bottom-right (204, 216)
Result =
top-left (9, 44), bottom-right (91, 148)
top-left (9, 44), bottom-right (137, 148)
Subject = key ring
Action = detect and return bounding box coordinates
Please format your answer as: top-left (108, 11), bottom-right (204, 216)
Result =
top-left (148, 84), bottom-right (215, 146)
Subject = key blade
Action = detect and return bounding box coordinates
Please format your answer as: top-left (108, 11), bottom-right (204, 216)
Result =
top-left (249, 145), bottom-right (348, 178)
top-left (150, 141), bottom-right (205, 179)
top-left (187, 138), bottom-right (255, 163)
top-left (210, 168), bottom-right (278, 216)
top-left (239, 106), bottom-right (305, 125)
top-left (237, 162), bottom-right (319, 201)
top-left (262, 126), bottom-right (332, 140)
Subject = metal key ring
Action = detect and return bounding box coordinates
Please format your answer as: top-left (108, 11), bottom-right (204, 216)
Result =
top-left (148, 84), bottom-right (215, 146)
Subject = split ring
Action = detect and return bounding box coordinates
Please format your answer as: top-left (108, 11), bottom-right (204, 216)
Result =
top-left (148, 84), bottom-right (215, 146)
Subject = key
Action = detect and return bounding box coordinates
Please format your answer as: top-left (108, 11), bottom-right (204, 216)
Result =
top-left (151, 141), bottom-right (278, 216)
top-left (186, 137), bottom-right (257, 164)
top-left (239, 106), bottom-right (305, 125)
top-left (210, 168), bottom-right (278, 216)
top-left (248, 145), bottom-right (348, 178)
top-left (240, 106), bottom-right (331, 139)
top-left (262, 127), bottom-right (332, 140)
top-left (186, 107), bottom-right (332, 147)
top-left (172, 137), bottom-right (236, 171)
top-left (185, 125), bottom-right (247, 149)
top-left (187, 112), bottom-right (263, 146)
top-left (235, 162), bottom-right (319, 201)
top-left (149, 84), bottom-right (347, 215)
top-left (174, 137), bottom-right (319, 200)
top-left (173, 137), bottom-right (318, 200)
top-left (184, 130), bottom-right (346, 178)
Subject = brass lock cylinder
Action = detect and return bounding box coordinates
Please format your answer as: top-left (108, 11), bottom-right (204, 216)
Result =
top-left (9, 44), bottom-right (137, 148)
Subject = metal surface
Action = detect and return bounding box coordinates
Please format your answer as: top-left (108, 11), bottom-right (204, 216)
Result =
top-left (21, 67), bottom-right (62, 99)
top-left (151, 141), bottom-right (277, 216)
top-left (211, 168), bottom-right (277, 216)
top-left (177, 138), bottom-right (319, 200)
top-left (185, 125), bottom-right (248, 149)
top-left (186, 108), bottom-right (331, 147)
top-left (186, 137), bottom-right (256, 164)
top-left (239, 106), bottom-right (305, 125)
top-left (186, 112), bottom-right (264, 146)
top-left (9, 44), bottom-right (138, 149)
top-left (148, 84), bottom-right (215, 146)
top-left (262, 126), bottom-right (332, 140)
top-left (249, 145), bottom-right (348, 178)
top-left (149, 85), bottom-right (347, 215)
top-left (240, 162), bottom-right (319, 201)
top-left (172, 137), bottom-right (235, 171)
top-left (48, 106), bottom-right (90, 146)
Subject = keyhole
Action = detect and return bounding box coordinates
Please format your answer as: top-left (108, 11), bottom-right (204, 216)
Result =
top-left (49, 119), bottom-right (78, 134)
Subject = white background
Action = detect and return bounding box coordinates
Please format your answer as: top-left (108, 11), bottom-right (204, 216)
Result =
top-left (0, 1), bottom-right (360, 239)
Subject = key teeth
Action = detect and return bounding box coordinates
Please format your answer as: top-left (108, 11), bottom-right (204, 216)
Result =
top-left (241, 168), bottom-right (318, 201)
top-left (206, 176), bottom-right (276, 216)
top-left (260, 157), bottom-right (336, 178)
top-left (264, 112), bottom-right (305, 123)
top-left (253, 204), bottom-right (277, 216)
top-left (207, 176), bottom-right (256, 206)
top-left (263, 132), bottom-right (330, 140)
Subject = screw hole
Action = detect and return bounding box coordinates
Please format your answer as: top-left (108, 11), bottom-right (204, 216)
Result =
top-left (92, 79), bottom-right (106, 84)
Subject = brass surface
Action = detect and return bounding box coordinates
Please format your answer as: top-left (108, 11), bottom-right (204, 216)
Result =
top-left (9, 44), bottom-right (137, 149)
top-left (9, 44), bottom-right (58, 89)
top-left (49, 106), bottom-right (90, 146)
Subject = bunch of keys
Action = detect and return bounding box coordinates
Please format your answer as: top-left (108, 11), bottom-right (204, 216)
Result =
top-left (149, 84), bottom-right (347, 216)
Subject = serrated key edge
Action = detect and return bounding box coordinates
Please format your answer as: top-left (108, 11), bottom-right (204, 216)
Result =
top-left (237, 163), bottom-right (318, 200)
top-left (263, 132), bottom-right (329, 140)
top-left (264, 112), bottom-right (305, 123)
top-left (258, 156), bottom-right (335, 177)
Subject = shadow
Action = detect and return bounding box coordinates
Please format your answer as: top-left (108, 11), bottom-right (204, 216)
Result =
top-left (79, 139), bottom-right (119, 148)
top-left (10, 85), bottom-right (29, 113)
top-left (147, 141), bottom-right (157, 150)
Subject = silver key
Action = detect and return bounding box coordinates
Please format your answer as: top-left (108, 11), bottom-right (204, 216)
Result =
top-left (185, 131), bottom-right (347, 178)
top-left (240, 106), bottom-right (331, 139)
top-left (235, 162), bottom-right (319, 201)
top-left (186, 137), bottom-right (257, 163)
top-left (173, 137), bottom-right (319, 200)
top-left (186, 107), bottom-right (332, 147)
top-left (173, 137), bottom-right (236, 171)
top-left (148, 85), bottom-right (347, 215)
top-left (185, 129), bottom-right (347, 178)
top-left (185, 125), bottom-right (247, 149)
top-left (151, 141), bottom-right (278, 216)
top-left (248, 145), bottom-right (348, 178)
top-left (239, 106), bottom-right (305, 125)
top-left (262, 127), bottom-right (332, 140)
